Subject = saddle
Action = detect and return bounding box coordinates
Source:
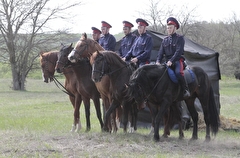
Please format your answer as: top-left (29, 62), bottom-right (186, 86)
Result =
top-left (167, 67), bottom-right (195, 84)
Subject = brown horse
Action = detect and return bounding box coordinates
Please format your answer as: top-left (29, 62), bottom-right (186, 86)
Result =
top-left (40, 50), bottom-right (103, 132)
top-left (55, 44), bottom-right (104, 131)
top-left (67, 33), bottom-right (123, 132)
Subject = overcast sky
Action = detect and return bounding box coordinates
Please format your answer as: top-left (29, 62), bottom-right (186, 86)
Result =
top-left (50, 0), bottom-right (240, 34)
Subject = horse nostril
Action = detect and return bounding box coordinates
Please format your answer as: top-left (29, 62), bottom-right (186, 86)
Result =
top-left (56, 68), bottom-right (60, 73)
top-left (69, 56), bottom-right (74, 60)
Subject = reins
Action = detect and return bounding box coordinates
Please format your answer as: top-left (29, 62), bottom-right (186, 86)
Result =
top-left (145, 66), bottom-right (168, 102)
top-left (52, 76), bottom-right (75, 98)
top-left (107, 63), bottom-right (132, 75)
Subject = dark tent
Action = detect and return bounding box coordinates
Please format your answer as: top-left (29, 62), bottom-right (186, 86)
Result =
top-left (116, 30), bottom-right (221, 127)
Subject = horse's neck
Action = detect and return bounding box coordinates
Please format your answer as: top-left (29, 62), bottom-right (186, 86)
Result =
top-left (71, 63), bottom-right (91, 77)
top-left (62, 67), bottom-right (75, 80)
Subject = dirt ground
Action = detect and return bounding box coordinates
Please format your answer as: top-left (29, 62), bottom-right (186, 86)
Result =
top-left (1, 128), bottom-right (240, 158)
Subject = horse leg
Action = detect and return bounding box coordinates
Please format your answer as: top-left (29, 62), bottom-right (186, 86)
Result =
top-left (102, 97), bottom-right (111, 132)
top-left (175, 102), bottom-right (184, 139)
top-left (154, 98), bottom-right (171, 142)
top-left (116, 106), bottom-right (122, 130)
top-left (147, 103), bottom-right (156, 135)
top-left (185, 98), bottom-right (198, 140)
top-left (92, 97), bottom-right (104, 130)
top-left (82, 98), bottom-right (91, 132)
top-left (122, 101), bottom-right (129, 133)
top-left (130, 102), bottom-right (138, 133)
top-left (73, 95), bottom-right (82, 133)
top-left (105, 100), bottom-right (120, 133)
top-left (162, 108), bottom-right (170, 138)
top-left (198, 95), bottom-right (211, 141)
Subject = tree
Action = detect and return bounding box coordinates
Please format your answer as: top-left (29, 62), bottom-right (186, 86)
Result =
top-left (140, 0), bottom-right (198, 35)
top-left (0, 0), bottom-right (81, 90)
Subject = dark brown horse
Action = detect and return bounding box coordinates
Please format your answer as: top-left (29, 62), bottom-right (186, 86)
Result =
top-left (90, 50), bottom-right (138, 132)
top-left (67, 33), bottom-right (127, 132)
top-left (40, 50), bottom-right (103, 132)
top-left (55, 43), bottom-right (104, 131)
top-left (126, 64), bottom-right (220, 141)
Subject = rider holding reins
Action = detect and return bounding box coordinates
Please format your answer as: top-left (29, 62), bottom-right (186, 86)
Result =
top-left (156, 17), bottom-right (190, 98)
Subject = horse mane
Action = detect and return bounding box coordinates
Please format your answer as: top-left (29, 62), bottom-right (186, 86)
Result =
top-left (76, 33), bottom-right (104, 52)
top-left (40, 51), bottom-right (59, 59)
top-left (102, 51), bottom-right (127, 66)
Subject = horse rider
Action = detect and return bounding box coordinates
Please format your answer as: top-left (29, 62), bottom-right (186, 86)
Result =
top-left (99, 21), bottom-right (116, 51)
top-left (156, 17), bottom-right (190, 98)
top-left (123, 18), bottom-right (153, 67)
top-left (91, 27), bottom-right (102, 43)
top-left (118, 21), bottom-right (136, 58)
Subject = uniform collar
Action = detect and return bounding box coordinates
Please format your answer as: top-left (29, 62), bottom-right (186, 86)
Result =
top-left (169, 33), bottom-right (177, 37)
top-left (126, 32), bottom-right (132, 37)
top-left (139, 32), bottom-right (147, 36)
top-left (104, 33), bottom-right (110, 37)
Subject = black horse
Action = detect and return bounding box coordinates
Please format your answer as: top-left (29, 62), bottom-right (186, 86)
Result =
top-left (126, 64), bottom-right (220, 141)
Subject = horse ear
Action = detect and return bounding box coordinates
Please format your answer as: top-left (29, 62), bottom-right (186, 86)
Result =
top-left (61, 43), bottom-right (65, 47)
top-left (70, 43), bottom-right (73, 47)
top-left (81, 33), bottom-right (87, 40)
top-left (39, 51), bottom-right (44, 57)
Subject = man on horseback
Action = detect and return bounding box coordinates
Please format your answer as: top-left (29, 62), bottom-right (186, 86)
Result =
top-left (156, 17), bottom-right (190, 98)
top-left (118, 21), bottom-right (136, 57)
top-left (123, 18), bottom-right (153, 67)
top-left (99, 21), bottom-right (116, 51)
top-left (91, 27), bottom-right (102, 43)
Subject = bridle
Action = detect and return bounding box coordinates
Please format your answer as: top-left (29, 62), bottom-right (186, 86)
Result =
top-left (92, 58), bottom-right (108, 81)
top-left (92, 57), bottom-right (132, 82)
top-left (43, 55), bottom-right (56, 78)
top-left (72, 39), bottom-right (103, 60)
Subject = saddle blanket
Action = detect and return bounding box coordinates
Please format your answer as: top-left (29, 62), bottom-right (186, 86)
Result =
top-left (167, 68), bottom-right (195, 84)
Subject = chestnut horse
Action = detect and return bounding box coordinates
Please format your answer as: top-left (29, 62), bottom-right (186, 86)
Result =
top-left (40, 50), bottom-right (103, 132)
top-left (67, 33), bottom-right (124, 132)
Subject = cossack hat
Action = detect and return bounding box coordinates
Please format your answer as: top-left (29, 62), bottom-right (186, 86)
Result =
top-left (167, 17), bottom-right (180, 29)
top-left (91, 27), bottom-right (101, 34)
top-left (123, 21), bottom-right (134, 28)
top-left (136, 18), bottom-right (149, 26)
top-left (101, 21), bottom-right (112, 28)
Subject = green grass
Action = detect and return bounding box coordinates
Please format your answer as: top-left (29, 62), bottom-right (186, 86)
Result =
top-left (219, 77), bottom-right (240, 120)
top-left (0, 78), bottom-right (240, 158)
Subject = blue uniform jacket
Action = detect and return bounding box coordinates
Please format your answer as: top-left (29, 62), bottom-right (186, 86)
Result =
top-left (118, 33), bottom-right (136, 57)
top-left (125, 33), bottom-right (153, 66)
top-left (157, 33), bottom-right (185, 63)
top-left (99, 33), bottom-right (116, 51)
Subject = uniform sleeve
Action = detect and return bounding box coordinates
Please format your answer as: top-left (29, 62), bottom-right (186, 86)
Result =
top-left (108, 35), bottom-right (116, 52)
top-left (156, 41), bottom-right (164, 63)
top-left (136, 36), bottom-right (153, 61)
top-left (124, 47), bottom-right (133, 61)
top-left (118, 39), bottom-right (123, 57)
top-left (169, 36), bottom-right (185, 63)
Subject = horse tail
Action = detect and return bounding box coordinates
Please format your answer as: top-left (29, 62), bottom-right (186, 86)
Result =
top-left (208, 85), bottom-right (220, 135)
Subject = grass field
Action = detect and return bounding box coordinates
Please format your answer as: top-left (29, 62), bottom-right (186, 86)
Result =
top-left (0, 77), bottom-right (240, 157)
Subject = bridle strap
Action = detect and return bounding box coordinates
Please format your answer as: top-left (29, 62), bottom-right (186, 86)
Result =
top-left (52, 76), bottom-right (75, 98)
top-left (145, 66), bottom-right (168, 102)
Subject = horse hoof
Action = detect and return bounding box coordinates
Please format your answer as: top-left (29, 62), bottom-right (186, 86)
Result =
top-left (205, 136), bottom-right (211, 142)
top-left (190, 137), bottom-right (198, 141)
top-left (154, 135), bottom-right (160, 142)
top-left (162, 134), bottom-right (168, 138)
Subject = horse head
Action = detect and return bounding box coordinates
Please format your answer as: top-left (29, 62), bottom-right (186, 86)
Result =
top-left (68, 33), bottom-right (104, 62)
top-left (39, 51), bottom-right (58, 83)
top-left (90, 51), bottom-right (108, 82)
top-left (56, 43), bottom-right (73, 73)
